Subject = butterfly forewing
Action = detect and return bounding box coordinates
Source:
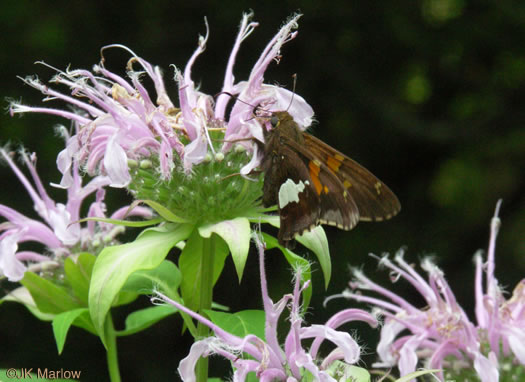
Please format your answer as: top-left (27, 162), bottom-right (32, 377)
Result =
top-left (302, 133), bottom-right (401, 221)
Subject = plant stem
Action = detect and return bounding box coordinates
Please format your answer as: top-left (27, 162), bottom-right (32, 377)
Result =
top-left (105, 313), bottom-right (121, 382)
top-left (195, 234), bottom-right (215, 382)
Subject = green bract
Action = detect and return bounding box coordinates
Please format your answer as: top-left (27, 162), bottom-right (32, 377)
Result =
top-left (128, 146), bottom-right (265, 225)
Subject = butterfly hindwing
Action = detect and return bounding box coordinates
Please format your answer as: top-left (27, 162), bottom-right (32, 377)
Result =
top-left (315, 162), bottom-right (360, 230)
top-left (261, 137), bottom-right (320, 245)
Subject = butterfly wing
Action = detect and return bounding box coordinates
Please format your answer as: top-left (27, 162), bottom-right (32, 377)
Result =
top-left (277, 134), bottom-right (361, 231)
top-left (261, 143), bottom-right (321, 245)
top-left (302, 133), bottom-right (401, 221)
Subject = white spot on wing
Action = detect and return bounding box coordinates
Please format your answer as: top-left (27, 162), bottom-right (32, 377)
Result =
top-left (279, 179), bottom-right (307, 209)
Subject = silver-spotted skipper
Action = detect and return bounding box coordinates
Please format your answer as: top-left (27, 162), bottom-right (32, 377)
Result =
top-left (260, 111), bottom-right (401, 247)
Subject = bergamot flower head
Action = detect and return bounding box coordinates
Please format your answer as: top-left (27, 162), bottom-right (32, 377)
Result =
top-left (339, 201), bottom-right (525, 382)
top-left (9, 13), bottom-right (313, 227)
top-left (0, 140), bottom-right (151, 282)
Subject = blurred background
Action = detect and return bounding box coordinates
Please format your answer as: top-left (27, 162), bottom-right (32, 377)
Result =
top-left (1, 0), bottom-right (524, 380)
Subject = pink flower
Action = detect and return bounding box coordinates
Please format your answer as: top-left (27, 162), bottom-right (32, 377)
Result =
top-left (0, 140), bottom-right (151, 282)
top-left (153, 234), bottom-right (377, 381)
top-left (340, 201), bottom-right (524, 381)
top-left (10, 13), bottom-right (314, 187)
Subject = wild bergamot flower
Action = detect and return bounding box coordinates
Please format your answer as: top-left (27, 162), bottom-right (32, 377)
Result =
top-left (0, 144), bottom-right (151, 282)
top-left (337, 201), bottom-right (525, 382)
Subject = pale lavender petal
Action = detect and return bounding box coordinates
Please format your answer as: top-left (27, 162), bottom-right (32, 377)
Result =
top-left (15, 251), bottom-right (49, 262)
top-left (473, 351), bottom-right (499, 382)
top-left (474, 252), bottom-right (488, 328)
top-left (159, 141), bottom-right (175, 179)
top-left (351, 267), bottom-right (418, 312)
top-left (265, 86), bottom-right (314, 129)
top-left (103, 134), bottom-right (131, 187)
top-left (183, 132), bottom-right (208, 171)
top-left (310, 308), bottom-right (377, 358)
top-left (506, 327), bottom-right (525, 364)
top-left (178, 22), bottom-right (209, 141)
top-left (301, 325), bottom-right (361, 365)
top-left (292, 351), bottom-right (324, 381)
top-left (428, 341), bottom-right (463, 375)
top-left (0, 206), bottom-right (61, 248)
top-left (215, 13), bottom-right (259, 119)
top-left (257, 368), bottom-right (288, 381)
top-left (398, 334), bottom-right (425, 377)
top-left (178, 338), bottom-right (213, 382)
top-left (240, 144), bottom-right (261, 175)
top-left (254, 234), bottom-right (288, 365)
top-left (0, 149), bottom-right (46, 216)
top-left (54, 138), bottom-right (80, 189)
top-left (48, 203), bottom-right (79, 246)
top-left (0, 231), bottom-right (26, 281)
top-left (153, 291), bottom-right (263, 360)
top-left (486, 200), bottom-right (502, 296)
top-left (231, 359), bottom-right (261, 382)
top-left (244, 15), bottom-right (300, 99)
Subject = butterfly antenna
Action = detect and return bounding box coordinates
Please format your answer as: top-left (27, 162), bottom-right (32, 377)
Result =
top-left (214, 91), bottom-right (257, 109)
top-left (215, 91), bottom-right (269, 122)
top-left (286, 73), bottom-right (297, 112)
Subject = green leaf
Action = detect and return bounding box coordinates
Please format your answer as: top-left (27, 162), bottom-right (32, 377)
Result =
top-left (295, 226), bottom-right (331, 289)
top-left (64, 253), bottom-right (96, 305)
top-left (1, 286), bottom-right (55, 321)
top-left (116, 305), bottom-right (177, 336)
top-left (262, 233), bottom-right (313, 308)
top-left (122, 259), bottom-right (181, 298)
top-left (113, 291), bottom-right (138, 307)
top-left (297, 225), bottom-right (332, 289)
top-left (205, 309), bottom-right (266, 341)
top-left (52, 308), bottom-right (92, 354)
top-left (262, 217), bottom-right (331, 288)
top-left (198, 217), bottom-right (250, 282)
top-left (179, 229), bottom-right (229, 311)
top-left (20, 272), bottom-right (81, 314)
top-left (88, 223), bottom-right (192, 346)
top-left (121, 259), bottom-right (197, 337)
top-left (395, 369), bottom-right (441, 382)
top-left (77, 216), bottom-right (163, 227)
top-left (139, 199), bottom-right (188, 223)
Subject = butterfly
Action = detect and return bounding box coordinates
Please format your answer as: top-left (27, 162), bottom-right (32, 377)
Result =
top-left (260, 111), bottom-right (401, 247)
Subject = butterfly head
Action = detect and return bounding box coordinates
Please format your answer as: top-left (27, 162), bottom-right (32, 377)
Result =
top-left (260, 110), bottom-right (296, 139)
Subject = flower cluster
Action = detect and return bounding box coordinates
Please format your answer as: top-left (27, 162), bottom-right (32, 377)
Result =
top-left (2, 13), bottom-right (319, 283)
top-left (340, 200), bottom-right (524, 381)
top-left (153, 234), bottom-right (378, 381)
top-left (9, 13), bottom-right (313, 228)
top-left (0, 143), bottom-right (151, 282)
